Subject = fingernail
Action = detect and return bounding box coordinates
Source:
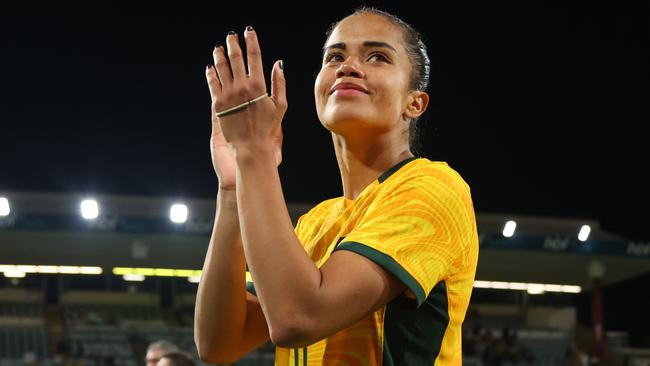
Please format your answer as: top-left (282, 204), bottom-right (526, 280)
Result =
top-left (246, 26), bottom-right (253, 32)
top-left (206, 64), bottom-right (212, 70)
top-left (214, 43), bottom-right (222, 49)
top-left (228, 31), bottom-right (236, 36)
top-left (279, 60), bottom-right (284, 71)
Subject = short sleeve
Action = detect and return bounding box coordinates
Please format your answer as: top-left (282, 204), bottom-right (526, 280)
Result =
top-left (334, 172), bottom-right (475, 306)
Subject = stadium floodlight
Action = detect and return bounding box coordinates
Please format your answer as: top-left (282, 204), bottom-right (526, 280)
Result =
top-left (502, 220), bottom-right (517, 238)
top-left (80, 199), bottom-right (99, 220)
top-left (578, 225), bottom-right (591, 242)
top-left (170, 203), bottom-right (188, 224)
top-left (0, 197), bottom-right (10, 216)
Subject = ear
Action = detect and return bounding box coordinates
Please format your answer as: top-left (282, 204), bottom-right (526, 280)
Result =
top-left (403, 90), bottom-right (429, 120)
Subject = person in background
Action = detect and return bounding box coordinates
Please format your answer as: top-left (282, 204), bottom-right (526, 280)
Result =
top-left (145, 340), bottom-right (179, 366)
top-left (156, 351), bottom-right (195, 366)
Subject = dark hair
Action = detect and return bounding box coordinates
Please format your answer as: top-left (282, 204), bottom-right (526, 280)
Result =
top-left (160, 351), bottom-right (195, 366)
top-left (324, 6), bottom-right (431, 157)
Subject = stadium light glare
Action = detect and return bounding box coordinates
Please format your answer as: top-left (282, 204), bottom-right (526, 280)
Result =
top-left (0, 264), bottom-right (103, 275)
top-left (170, 203), bottom-right (188, 224)
top-left (112, 267), bottom-right (203, 279)
top-left (527, 284), bottom-right (546, 294)
top-left (59, 266), bottom-right (81, 274)
top-left (561, 285), bottom-right (582, 293)
top-left (502, 220), bottom-right (517, 238)
top-left (578, 225), bottom-right (591, 242)
top-left (0, 197), bottom-right (10, 216)
top-left (4, 269), bottom-right (26, 278)
top-left (80, 267), bottom-right (103, 275)
top-left (474, 280), bottom-right (581, 294)
top-left (17, 265), bottom-right (37, 273)
top-left (37, 266), bottom-right (59, 274)
top-left (507, 282), bottom-right (528, 290)
top-left (123, 274), bottom-right (145, 282)
top-left (80, 199), bottom-right (99, 219)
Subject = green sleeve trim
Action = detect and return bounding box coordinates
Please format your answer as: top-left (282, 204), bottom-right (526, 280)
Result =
top-left (246, 281), bottom-right (257, 296)
top-left (334, 241), bottom-right (426, 306)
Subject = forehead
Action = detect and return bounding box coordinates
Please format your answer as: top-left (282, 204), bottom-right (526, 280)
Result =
top-left (327, 13), bottom-right (405, 51)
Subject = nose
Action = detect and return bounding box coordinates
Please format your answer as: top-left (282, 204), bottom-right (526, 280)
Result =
top-left (335, 58), bottom-right (364, 79)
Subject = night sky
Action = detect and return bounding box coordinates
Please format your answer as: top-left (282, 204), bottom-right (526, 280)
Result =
top-left (1, 4), bottom-right (648, 239)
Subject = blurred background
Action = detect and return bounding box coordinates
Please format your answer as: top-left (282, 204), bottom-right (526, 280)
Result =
top-left (1, 2), bottom-right (648, 366)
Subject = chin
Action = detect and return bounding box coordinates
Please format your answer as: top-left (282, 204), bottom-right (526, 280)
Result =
top-left (322, 113), bottom-right (372, 135)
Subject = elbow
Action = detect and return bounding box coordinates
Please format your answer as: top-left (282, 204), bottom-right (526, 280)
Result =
top-left (269, 317), bottom-right (315, 348)
top-left (195, 335), bottom-right (238, 365)
top-left (196, 347), bottom-right (238, 365)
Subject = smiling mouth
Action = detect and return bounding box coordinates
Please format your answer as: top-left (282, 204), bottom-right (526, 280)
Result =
top-left (331, 88), bottom-right (367, 96)
top-left (329, 82), bottom-right (369, 95)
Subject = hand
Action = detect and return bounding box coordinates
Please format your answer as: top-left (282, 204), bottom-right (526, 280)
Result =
top-left (205, 27), bottom-right (286, 186)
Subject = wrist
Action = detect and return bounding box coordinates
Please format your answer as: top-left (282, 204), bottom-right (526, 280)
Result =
top-left (217, 188), bottom-right (238, 208)
top-left (233, 142), bottom-right (275, 165)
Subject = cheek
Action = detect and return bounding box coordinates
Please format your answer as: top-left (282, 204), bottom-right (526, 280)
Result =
top-left (376, 82), bottom-right (407, 115)
top-left (314, 69), bottom-right (329, 98)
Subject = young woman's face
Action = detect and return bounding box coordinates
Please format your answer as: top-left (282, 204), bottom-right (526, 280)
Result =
top-left (315, 13), bottom-right (413, 137)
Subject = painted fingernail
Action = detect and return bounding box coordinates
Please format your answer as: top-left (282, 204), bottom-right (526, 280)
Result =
top-left (214, 43), bottom-right (222, 49)
top-left (246, 26), bottom-right (253, 32)
top-left (279, 60), bottom-right (284, 71)
top-left (228, 31), bottom-right (236, 36)
top-left (206, 64), bottom-right (212, 70)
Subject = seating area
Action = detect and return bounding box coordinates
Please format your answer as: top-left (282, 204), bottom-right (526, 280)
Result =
top-left (463, 324), bottom-right (573, 366)
top-left (0, 302), bottom-right (49, 362)
top-left (0, 296), bottom-right (587, 366)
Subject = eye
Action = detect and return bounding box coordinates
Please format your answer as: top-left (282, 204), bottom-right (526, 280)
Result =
top-left (324, 52), bottom-right (345, 63)
top-left (368, 52), bottom-right (389, 63)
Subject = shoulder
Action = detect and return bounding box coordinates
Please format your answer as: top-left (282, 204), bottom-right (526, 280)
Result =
top-left (383, 158), bottom-right (472, 199)
top-left (294, 197), bottom-right (343, 229)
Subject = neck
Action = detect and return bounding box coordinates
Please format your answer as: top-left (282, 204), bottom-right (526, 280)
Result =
top-left (331, 132), bottom-right (413, 201)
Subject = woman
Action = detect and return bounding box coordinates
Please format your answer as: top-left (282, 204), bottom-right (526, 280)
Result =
top-left (194, 7), bottom-right (479, 366)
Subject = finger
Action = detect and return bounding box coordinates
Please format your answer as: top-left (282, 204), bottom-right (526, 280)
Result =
top-left (213, 45), bottom-right (232, 85)
top-left (226, 31), bottom-right (246, 81)
top-left (271, 60), bottom-right (287, 112)
top-left (205, 64), bottom-right (222, 100)
top-left (244, 26), bottom-right (264, 80)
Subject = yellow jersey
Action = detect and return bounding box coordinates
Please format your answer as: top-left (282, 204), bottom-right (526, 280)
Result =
top-left (247, 157), bottom-right (479, 365)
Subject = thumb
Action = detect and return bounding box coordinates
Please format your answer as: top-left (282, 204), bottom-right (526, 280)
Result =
top-left (271, 60), bottom-right (287, 112)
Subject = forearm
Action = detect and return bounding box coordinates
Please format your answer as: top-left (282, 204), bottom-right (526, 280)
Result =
top-left (194, 189), bottom-right (247, 360)
top-left (234, 145), bottom-right (322, 339)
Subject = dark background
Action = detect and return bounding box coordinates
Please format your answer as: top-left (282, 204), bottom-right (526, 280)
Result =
top-left (1, 3), bottom-right (648, 239)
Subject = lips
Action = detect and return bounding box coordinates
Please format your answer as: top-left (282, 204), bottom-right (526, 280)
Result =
top-left (329, 82), bottom-right (369, 95)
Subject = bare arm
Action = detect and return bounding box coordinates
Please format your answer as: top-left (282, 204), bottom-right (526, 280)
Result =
top-left (194, 188), bottom-right (270, 364)
top-left (194, 29), bottom-right (286, 363)
top-left (209, 27), bottom-right (408, 348)
top-left (234, 147), bottom-right (406, 347)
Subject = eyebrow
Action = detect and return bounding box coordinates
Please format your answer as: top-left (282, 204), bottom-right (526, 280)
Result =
top-left (322, 41), bottom-right (398, 54)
